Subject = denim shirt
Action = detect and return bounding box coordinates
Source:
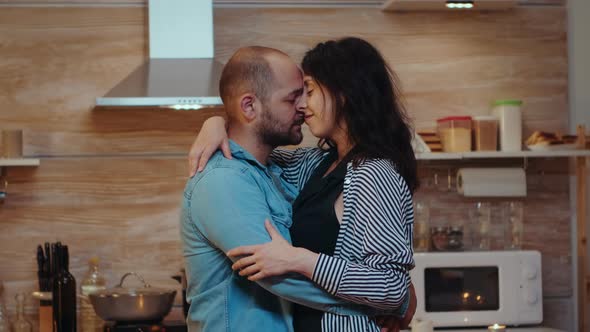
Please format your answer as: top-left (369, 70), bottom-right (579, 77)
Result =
top-left (180, 140), bottom-right (387, 332)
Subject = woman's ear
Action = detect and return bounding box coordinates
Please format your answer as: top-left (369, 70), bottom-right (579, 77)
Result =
top-left (338, 93), bottom-right (347, 107)
top-left (239, 94), bottom-right (258, 121)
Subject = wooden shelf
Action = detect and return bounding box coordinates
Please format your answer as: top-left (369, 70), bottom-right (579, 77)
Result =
top-left (0, 158), bottom-right (40, 167)
top-left (416, 150), bottom-right (590, 160)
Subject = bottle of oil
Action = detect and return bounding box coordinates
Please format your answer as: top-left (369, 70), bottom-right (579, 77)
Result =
top-left (80, 257), bottom-right (106, 332)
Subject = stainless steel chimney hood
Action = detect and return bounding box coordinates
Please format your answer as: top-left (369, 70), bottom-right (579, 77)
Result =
top-left (382, 0), bottom-right (516, 11)
top-left (96, 0), bottom-right (223, 109)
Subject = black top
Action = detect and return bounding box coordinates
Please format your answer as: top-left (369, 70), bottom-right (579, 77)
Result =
top-left (290, 149), bottom-right (348, 332)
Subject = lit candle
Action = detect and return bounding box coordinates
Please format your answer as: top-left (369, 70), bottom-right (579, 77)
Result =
top-left (488, 324), bottom-right (506, 332)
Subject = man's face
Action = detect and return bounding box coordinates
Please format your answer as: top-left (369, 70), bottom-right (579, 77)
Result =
top-left (256, 56), bottom-right (305, 147)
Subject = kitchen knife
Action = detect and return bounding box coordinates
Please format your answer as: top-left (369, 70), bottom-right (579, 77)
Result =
top-left (37, 245), bottom-right (45, 290)
top-left (43, 242), bottom-right (51, 290)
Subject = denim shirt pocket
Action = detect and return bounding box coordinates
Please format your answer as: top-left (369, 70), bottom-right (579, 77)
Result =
top-left (258, 171), bottom-right (293, 229)
top-left (267, 186), bottom-right (293, 228)
top-left (268, 205), bottom-right (292, 229)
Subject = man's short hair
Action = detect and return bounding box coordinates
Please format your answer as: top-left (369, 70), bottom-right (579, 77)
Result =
top-left (219, 46), bottom-right (285, 106)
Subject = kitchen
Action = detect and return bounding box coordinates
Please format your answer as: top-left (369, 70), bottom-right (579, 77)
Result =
top-left (0, 0), bottom-right (588, 331)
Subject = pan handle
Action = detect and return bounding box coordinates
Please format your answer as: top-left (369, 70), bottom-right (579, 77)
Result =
top-left (118, 272), bottom-right (151, 288)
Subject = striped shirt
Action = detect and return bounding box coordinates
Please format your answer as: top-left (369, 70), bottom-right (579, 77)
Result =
top-left (271, 147), bottom-right (415, 332)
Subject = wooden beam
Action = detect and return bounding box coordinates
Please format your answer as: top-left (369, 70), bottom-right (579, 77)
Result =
top-left (576, 125), bottom-right (588, 332)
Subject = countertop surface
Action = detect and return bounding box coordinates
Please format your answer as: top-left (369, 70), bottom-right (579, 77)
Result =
top-left (403, 327), bottom-right (563, 332)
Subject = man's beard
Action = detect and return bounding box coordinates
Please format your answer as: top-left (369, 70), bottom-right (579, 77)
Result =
top-left (257, 105), bottom-right (303, 147)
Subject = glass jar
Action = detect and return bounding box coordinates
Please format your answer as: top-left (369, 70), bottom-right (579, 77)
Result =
top-left (437, 116), bottom-right (472, 152)
top-left (430, 226), bottom-right (449, 251)
top-left (12, 293), bottom-right (32, 332)
top-left (474, 202), bottom-right (492, 250)
top-left (0, 282), bottom-right (10, 332)
top-left (413, 201), bottom-right (430, 252)
top-left (447, 226), bottom-right (464, 251)
top-left (502, 201), bottom-right (524, 249)
top-left (472, 116), bottom-right (499, 151)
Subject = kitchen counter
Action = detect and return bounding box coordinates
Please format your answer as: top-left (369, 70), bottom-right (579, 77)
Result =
top-left (403, 327), bottom-right (563, 332)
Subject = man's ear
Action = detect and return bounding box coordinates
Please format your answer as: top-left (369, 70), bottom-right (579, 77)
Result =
top-left (239, 94), bottom-right (258, 122)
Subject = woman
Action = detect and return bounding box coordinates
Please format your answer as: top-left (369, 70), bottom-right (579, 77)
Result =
top-left (189, 37), bottom-right (417, 332)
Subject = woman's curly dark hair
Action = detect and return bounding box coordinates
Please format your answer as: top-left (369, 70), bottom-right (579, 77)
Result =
top-left (302, 37), bottom-right (418, 194)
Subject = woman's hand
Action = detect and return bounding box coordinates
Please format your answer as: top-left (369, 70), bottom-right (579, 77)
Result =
top-left (227, 220), bottom-right (319, 281)
top-left (188, 116), bottom-right (232, 177)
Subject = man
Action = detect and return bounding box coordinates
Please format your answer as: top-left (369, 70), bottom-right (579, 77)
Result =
top-left (180, 46), bottom-right (413, 332)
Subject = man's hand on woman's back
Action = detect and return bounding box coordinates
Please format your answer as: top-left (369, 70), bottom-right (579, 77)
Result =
top-left (376, 282), bottom-right (416, 332)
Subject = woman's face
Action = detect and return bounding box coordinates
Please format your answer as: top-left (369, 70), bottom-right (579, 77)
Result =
top-left (297, 76), bottom-right (339, 139)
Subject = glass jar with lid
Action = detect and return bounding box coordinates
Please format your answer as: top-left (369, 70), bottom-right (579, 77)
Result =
top-left (437, 116), bottom-right (472, 152)
top-left (447, 226), bottom-right (464, 251)
top-left (472, 116), bottom-right (498, 151)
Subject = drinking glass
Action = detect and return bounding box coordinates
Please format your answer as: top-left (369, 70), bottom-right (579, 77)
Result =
top-left (503, 201), bottom-right (524, 250)
top-left (474, 202), bottom-right (492, 250)
top-left (414, 201), bottom-right (430, 252)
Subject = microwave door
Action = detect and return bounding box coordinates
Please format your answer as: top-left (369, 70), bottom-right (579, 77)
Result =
top-left (424, 266), bottom-right (500, 313)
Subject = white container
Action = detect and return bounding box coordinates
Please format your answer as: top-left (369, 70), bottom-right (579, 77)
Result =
top-left (491, 100), bottom-right (522, 151)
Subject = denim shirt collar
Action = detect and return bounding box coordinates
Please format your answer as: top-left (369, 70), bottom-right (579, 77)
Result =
top-left (228, 139), bottom-right (283, 177)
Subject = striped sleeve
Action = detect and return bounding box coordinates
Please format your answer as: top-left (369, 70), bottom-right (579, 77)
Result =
top-left (311, 160), bottom-right (414, 313)
top-left (270, 147), bottom-right (325, 190)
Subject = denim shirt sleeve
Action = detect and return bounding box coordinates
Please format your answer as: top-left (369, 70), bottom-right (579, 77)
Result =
top-left (190, 168), bottom-right (393, 316)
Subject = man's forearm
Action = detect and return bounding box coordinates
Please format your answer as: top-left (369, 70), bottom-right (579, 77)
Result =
top-left (254, 272), bottom-right (397, 317)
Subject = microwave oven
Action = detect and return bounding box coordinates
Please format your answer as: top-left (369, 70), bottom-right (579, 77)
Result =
top-left (410, 250), bottom-right (543, 327)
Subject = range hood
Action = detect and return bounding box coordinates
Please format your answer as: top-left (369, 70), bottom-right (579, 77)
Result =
top-left (96, 0), bottom-right (223, 109)
top-left (382, 0), bottom-right (517, 11)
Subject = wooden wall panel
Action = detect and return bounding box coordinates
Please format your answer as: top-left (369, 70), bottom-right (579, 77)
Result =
top-left (0, 158), bottom-right (188, 313)
top-left (0, 0), bottom-right (566, 6)
top-left (214, 7), bottom-right (568, 133)
top-left (0, 7), bottom-right (568, 156)
top-left (0, 4), bottom-right (574, 327)
top-left (0, 0), bottom-right (146, 3)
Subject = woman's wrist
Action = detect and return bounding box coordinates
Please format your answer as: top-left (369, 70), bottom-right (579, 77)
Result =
top-left (291, 247), bottom-right (320, 279)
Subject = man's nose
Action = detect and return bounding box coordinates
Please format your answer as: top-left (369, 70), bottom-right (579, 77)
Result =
top-left (296, 96), bottom-right (307, 111)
